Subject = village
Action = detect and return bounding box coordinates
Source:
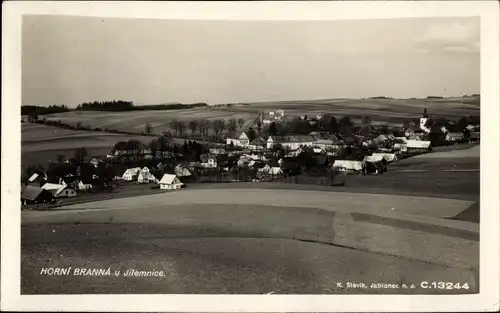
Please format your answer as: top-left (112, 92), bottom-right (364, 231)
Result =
top-left (20, 107), bottom-right (480, 209)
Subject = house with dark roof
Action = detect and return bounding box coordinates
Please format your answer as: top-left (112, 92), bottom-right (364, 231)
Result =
top-left (21, 185), bottom-right (55, 205)
top-left (248, 137), bottom-right (267, 151)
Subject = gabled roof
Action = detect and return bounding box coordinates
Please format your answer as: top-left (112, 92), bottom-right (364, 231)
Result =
top-left (41, 183), bottom-right (64, 191)
top-left (123, 167), bottom-right (141, 175)
top-left (363, 155), bottom-right (384, 163)
top-left (406, 140), bottom-right (431, 149)
top-left (159, 174), bottom-right (182, 184)
top-left (21, 185), bottom-right (46, 200)
top-left (250, 137), bottom-right (267, 145)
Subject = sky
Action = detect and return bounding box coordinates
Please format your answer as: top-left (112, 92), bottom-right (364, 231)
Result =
top-left (22, 16), bottom-right (480, 107)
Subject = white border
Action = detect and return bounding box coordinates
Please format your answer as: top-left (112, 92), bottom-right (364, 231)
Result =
top-left (2, 1), bottom-right (499, 312)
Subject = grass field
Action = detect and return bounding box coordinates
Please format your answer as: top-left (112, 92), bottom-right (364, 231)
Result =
top-left (39, 97), bottom-right (479, 135)
top-left (43, 108), bottom-right (258, 135)
top-left (243, 96), bottom-right (480, 123)
top-left (21, 123), bottom-right (154, 168)
top-left (21, 190), bottom-right (478, 294)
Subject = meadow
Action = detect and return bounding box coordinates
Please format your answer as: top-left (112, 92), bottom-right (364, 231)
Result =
top-left (40, 97), bottom-right (479, 135)
top-left (21, 123), bottom-right (154, 168)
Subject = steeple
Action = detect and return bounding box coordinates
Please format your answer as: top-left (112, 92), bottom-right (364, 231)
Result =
top-left (422, 107), bottom-right (430, 118)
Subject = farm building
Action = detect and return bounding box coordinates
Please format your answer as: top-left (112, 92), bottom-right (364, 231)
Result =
top-left (445, 132), bottom-right (465, 142)
top-left (226, 131), bottom-right (250, 148)
top-left (406, 140), bottom-right (432, 153)
top-left (137, 167), bottom-right (159, 184)
top-left (248, 137), bottom-right (267, 151)
top-left (122, 167), bottom-right (141, 181)
top-left (267, 135), bottom-right (315, 151)
top-left (21, 185), bottom-right (55, 205)
top-left (159, 174), bottom-right (184, 190)
top-left (332, 160), bottom-right (364, 173)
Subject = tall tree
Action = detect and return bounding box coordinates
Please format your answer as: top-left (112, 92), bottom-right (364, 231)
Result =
top-left (56, 154), bottom-right (65, 164)
top-left (145, 123), bottom-right (153, 135)
top-left (169, 119), bottom-right (180, 137)
top-left (248, 127), bottom-right (257, 142)
top-left (237, 118), bottom-right (245, 129)
top-left (188, 120), bottom-right (199, 138)
top-left (199, 119), bottom-right (210, 140)
top-left (212, 119), bottom-right (226, 140)
top-left (269, 122), bottom-right (277, 136)
top-left (329, 116), bottom-right (339, 134)
top-left (362, 115), bottom-right (372, 126)
top-left (74, 147), bottom-right (88, 164)
top-left (178, 121), bottom-right (186, 137)
top-left (227, 118), bottom-right (238, 136)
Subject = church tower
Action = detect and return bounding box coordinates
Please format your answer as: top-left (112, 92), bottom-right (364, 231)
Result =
top-left (420, 107), bottom-right (431, 133)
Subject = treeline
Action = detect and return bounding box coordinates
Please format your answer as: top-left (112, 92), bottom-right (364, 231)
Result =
top-left (76, 101), bottom-right (134, 111)
top-left (76, 101), bottom-right (209, 112)
top-left (21, 105), bottom-right (70, 116)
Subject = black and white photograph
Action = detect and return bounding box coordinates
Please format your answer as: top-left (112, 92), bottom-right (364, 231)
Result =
top-left (2, 1), bottom-right (499, 312)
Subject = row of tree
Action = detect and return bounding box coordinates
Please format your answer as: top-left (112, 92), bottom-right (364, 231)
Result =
top-left (145, 117), bottom-right (249, 139)
top-left (21, 105), bottom-right (70, 117)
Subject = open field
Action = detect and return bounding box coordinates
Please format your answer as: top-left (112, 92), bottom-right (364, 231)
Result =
top-left (39, 97), bottom-right (479, 135)
top-left (43, 108), bottom-right (258, 135)
top-left (242, 96), bottom-right (479, 123)
top-left (21, 123), bottom-right (154, 168)
top-left (22, 190), bottom-right (478, 294)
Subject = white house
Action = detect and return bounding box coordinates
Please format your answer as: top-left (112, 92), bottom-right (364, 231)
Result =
top-left (41, 183), bottom-right (77, 198)
top-left (122, 167), bottom-right (141, 181)
top-left (137, 167), bottom-right (158, 184)
top-left (55, 185), bottom-right (77, 198)
top-left (200, 154), bottom-right (217, 168)
top-left (226, 131), bottom-right (250, 148)
top-left (159, 174), bottom-right (184, 190)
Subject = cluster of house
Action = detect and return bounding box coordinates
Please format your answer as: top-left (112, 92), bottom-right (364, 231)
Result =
top-left (20, 164), bottom-right (189, 206)
top-left (120, 166), bottom-right (186, 190)
top-left (21, 173), bottom-right (91, 205)
top-left (261, 109), bottom-right (285, 125)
